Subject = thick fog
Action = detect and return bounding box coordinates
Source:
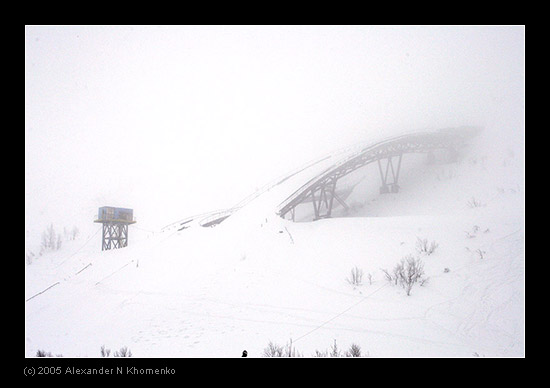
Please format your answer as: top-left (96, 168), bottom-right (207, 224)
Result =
top-left (25, 25), bottom-right (524, 246)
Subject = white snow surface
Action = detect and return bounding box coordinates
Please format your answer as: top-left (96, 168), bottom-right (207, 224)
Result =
top-left (25, 129), bottom-right (524, 358)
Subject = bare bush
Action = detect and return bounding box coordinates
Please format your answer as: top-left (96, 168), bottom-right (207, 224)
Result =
top-left (382, 261), bottom-right (406, 285)
top-left (399, 256), bottom-right (426, 296)
top-left (381, 268), bottom-right (393, 283)
top-left (100, 345), bottom-right (111, 357)
top-left (70, 226), bottom-right (79, 240)
top-left (346, 266), bottom-right (363, 286)
top-left (416, 237), bottom-right (438, 256)
top-left (263, 340), bottom-right (302, 357)
top-left (329, 339), bottom-right (341, 357)
top-left (113, 346), bottom-right (132, 357)
top-left (313, 349), bottom-right (329, 357)
top-left (345, 343), bottom-right (362, 357)
top-left (26, 251), bottom-right (35, 265)
top-left (263, 341), bottom-right (285, 357)
top-left (100, 345), bottom-right (131, 357)
top-left (36, 349), bottom-right (62, 357)
top-left (465, 225), bottom-right (480, 238)
top-left (313, 340), bottom-right (364, 357)
top-left (40, 223), bottom-right (63, 252)
top-left (475, 248), bottom-right (486, 259)
top-left (41, 224), bottom-right (57, 251)
top-left (381, 256), bottom-right (427, 296)
top-left (467, 197), bottom-right (485, 208)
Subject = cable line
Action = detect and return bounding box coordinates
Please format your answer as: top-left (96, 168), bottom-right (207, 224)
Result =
top-left (293, 282), bottom-right (389, 344)
top-left (54, 226), bottom-right (101, 269)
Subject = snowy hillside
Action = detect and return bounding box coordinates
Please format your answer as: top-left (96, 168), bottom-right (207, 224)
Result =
top-left (25, 127), bottom-right (524, 358)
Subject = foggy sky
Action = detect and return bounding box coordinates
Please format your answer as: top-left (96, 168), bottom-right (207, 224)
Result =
top-left (25, 25), bottom-right (524, 239)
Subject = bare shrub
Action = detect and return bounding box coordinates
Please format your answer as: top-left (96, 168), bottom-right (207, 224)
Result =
top-left (41, 224), bottom-right (57, 251)
top-left (475, 249), bottom-right (486, 259)
top-left (40, 223), bottom-right (64, 252)
top-left (381, 268), bottom-right (393, 283)
top-left (465, 225), bottom-right (480, 238)
top-left (113, 346), bottom-right (132, 357)
top-left (393, 261), bottom-right (405, 285)
top-left (329, 339), bottom-right (341, 357)
top-left (381, 262), bottom-right (403, 285)
top-left (398, 255), bottom-right (426, 296)
top-left (313, 340), bottom-right (364, 357)
top-left (284, 341), bottom-right (302, 357)
top-left (100, 345), bottom-right (111, 357)
top-left (416, 237), bottom-right (438, 256)
top-left (382, 256), bottom-right (427, 296)
top-left (346, 266), bottom-right (363, 286)
top-left (345, 343), bottom-right (362, 357)
top-left (36, 350), bottom-right (62, 357)
top-left (467, 197), bottom-right (485, 208)
top-left (70, 226), bottom-right (79, 240)
top-left (26, 251), bottom-right (35, 265)
top-left (263, 340), bottom-right (302, 357)
top-left (263, 341), bottom-right (285, 357)
top-left (366, 273), bottom-right (373, 285)
top-left (313, 349), bottom-right (329, 357)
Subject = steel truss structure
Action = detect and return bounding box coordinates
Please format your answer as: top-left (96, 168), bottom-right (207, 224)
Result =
top-left (100, 222), bottom-right (129, 251)
top-left (94, 208), bottom-right (136, 251)
top-left (277, 127), bottom-right (480, 221)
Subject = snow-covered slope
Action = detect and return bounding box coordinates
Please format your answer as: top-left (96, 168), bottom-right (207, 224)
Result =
top-left (25, 127), bottom-right (524, 357)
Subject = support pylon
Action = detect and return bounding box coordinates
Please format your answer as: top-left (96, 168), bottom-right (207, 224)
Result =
top-left (311, 177), bottom-right (338, 220)
top-left (101, 222), bottom-right (129, 251)
top-left (377, 154), bottom-right (403, 194)
top-left (94, 206), bottom-right (136, 251)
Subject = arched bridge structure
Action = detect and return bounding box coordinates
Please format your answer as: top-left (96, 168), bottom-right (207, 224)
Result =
top-left (277, 126), bottom-right (481, 221)
top-left (162, 126), bottom-right (481, 231)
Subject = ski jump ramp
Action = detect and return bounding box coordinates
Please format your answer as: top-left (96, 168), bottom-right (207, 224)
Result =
top-left (165, 126), bottom-right (481, 230)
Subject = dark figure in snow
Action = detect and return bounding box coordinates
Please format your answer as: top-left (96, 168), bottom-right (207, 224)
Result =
top-left (242, 350), bottom-right (248, 357)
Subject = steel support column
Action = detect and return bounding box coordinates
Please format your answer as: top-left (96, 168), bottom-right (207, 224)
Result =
top-left (377, 153), bottom-right (403, 194)
top-left (311, 176), bottom-right (338, 220)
